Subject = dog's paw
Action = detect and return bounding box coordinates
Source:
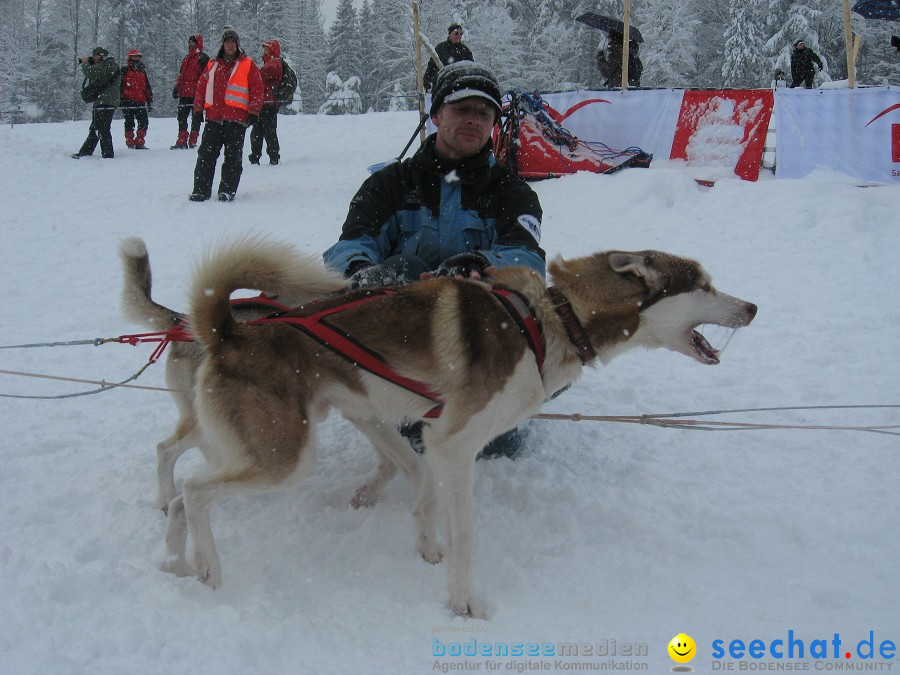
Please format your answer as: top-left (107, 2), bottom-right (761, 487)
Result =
top-left (417, 539), bottom-right (444, 565)
top-left (193, 551), bottom-right (222, 589)
top-left (350, 482), bottom-right (382, 509)
top-left (449, 596), bottom-right (488, 620)
top-left (160, 557), bottom-right (193, 578)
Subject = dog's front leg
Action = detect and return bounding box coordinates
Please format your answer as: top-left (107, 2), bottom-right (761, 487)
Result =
top-left (427, 445), bottom-right (485, 619)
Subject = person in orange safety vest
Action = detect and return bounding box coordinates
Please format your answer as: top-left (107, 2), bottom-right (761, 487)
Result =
top-left (189, 27), bottom-right (263, 202)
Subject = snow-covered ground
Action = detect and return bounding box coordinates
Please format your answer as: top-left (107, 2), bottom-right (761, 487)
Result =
top-left (1, 111), bottom-right (898, 674)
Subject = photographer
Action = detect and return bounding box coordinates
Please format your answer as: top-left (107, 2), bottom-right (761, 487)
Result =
top-left (72, 47), bottom-right (121, 159)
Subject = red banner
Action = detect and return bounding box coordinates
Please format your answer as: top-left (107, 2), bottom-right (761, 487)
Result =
top-left (669, 90), bottom-right (774, 182)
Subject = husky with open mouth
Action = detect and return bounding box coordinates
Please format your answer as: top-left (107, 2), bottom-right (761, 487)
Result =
top-left (162, 237), bottom-right (756, 618)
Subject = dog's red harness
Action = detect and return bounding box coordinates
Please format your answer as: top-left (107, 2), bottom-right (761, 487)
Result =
top-left (250, 288), bottom-right (545, 418)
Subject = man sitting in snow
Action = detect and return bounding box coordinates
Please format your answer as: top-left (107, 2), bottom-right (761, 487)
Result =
top-left (323, 61), bottom-right (545, 458)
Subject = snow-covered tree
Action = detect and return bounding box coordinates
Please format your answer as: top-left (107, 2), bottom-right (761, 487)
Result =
top-left (318, 71), bottom-right (362, 114)
top-left (722, 0), bottom-right (768, 87)
top-left (326, 0), bottom-right (361, 82)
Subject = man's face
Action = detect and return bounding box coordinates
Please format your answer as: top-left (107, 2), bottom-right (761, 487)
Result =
top-left (796, 41), bottom-right (805, 50)
top-left (224, 37), bottom-right (238, 58)
top-left (432, 98), bottom-right (496, 161)
top-left (449, 28), bottom-right (463, 44)
top-left (189, 38), bottom-right (197, 51)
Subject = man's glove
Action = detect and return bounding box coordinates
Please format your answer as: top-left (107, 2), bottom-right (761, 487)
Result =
top-left (172, 87), bottom-right (178, 99)
top-left (433, 251), bottom-right (490, 279)
top-left (247, 113), bottom-right (258, 126)
top-left (348, 263), bottom-right (401, 289)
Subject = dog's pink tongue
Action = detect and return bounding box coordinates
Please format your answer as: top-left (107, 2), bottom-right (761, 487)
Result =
top-left (692, 330), bottom-right (720, 364)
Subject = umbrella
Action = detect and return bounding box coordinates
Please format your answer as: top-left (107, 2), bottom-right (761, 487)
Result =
top-left (851, 0), bottom-right (900, 21)
top-left (575, 12), bottom-right (644, 43)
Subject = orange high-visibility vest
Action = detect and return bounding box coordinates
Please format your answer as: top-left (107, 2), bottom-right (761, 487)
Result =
top-left (204, 56), bottom-right (252, 110)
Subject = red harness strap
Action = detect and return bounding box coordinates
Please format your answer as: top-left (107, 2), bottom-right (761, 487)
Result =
top-left (253, 288), bottom-right (545, 419)
top-left (116, 294), bottom-right (292, 364)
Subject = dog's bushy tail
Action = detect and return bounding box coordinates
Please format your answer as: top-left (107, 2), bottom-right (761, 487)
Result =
top-left (190, 236), bottom-right (348, 353)
top-left (119, 237), bottom-right (184, 331)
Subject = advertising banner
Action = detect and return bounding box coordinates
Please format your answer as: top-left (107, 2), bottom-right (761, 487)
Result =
top-left (775, 87), bottom-right (900, 184)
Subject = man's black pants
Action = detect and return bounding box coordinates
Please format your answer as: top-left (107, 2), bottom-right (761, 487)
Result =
top-left (192, 120), bottom-right (248, 198)
top-left (77, 106), bottom-right (116, 158)
top-left (249, 104), bottom-right (280, 162)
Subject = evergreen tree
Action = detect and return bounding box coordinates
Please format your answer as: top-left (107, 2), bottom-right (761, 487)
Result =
top-left (326, 0), bottom-right (361, 82)
top-left (722, 0), bottom-right (767, 87)
top-left (297, 0), bottom-right (328, 113)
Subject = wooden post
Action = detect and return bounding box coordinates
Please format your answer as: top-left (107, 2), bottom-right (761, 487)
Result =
top-left (621, 0), bottom-right (631, 92)
top-left (842, 0), bottom-right (856, 88)
top-left (412, 1), bottom-right (427, 143)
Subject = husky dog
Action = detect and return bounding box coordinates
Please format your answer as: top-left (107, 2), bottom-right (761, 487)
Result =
top-left (161, 237), bottom-right (756, 618)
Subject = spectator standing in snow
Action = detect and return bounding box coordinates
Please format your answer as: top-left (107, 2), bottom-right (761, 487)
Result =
top-left (249, 39), bottom-right (283, 166)
top-left (172, 35), bottom-right (208, 149)
top-left (72, 47), bottom-right (121, 159)
top-left (323, 61), bottom-right (544, 459)
top-left (771, 68), bottom-right (787, 90)
top-left (790, 39), bottom-right (823, 89)
top-left (423, 23), bottom-right (474, 92)
top-left (188, 28), bottom-right (263, 202)
top-left (597, 32), bottom-right (642, 88)
top-left (120, 49), bottom-right (153, 149)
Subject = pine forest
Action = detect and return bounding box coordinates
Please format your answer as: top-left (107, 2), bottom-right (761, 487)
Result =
top-left (2, 0), bottom-right (898, 123)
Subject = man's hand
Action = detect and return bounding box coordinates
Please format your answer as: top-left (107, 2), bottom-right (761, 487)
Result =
top-left (424, 251), bottom-right (491, 281)
top-left (348, 263), bottom-right (401, 289)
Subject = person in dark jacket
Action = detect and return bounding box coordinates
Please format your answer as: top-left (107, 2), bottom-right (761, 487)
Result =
top-left (189, 27), bottom-right (263, 202)
top-left (324, 61), bottom-right (544, 459)
top-left (423, 23), bottom-right (474, 92)
top-left (72, 47), bottom-right (121, 159)
top-left (790, 39), bottom-right (823, 88)
top-left (172, 34), bottom-right (208, 149)
top-left (249, 38), bottom-right (283, 165)
top-left (597, 32), bottom-right (642, 87)
top-left (120, 49), bottom-right (153, 149)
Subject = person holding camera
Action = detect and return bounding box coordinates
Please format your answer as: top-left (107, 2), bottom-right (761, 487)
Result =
top-left (72, 47), bottom-right (121, 159)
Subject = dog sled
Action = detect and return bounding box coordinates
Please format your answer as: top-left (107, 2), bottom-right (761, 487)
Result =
top-left (493, 89), bottom-right (652, 180)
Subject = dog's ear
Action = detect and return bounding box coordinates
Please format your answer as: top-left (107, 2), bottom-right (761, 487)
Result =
top-left (607, 252), bottom-right (667, 296)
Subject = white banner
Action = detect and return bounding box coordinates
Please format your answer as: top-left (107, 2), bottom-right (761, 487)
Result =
top-left (775, 87), bottom-right (900, 184)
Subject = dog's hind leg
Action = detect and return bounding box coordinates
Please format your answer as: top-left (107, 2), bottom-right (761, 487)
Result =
top-left (160, 495), bottom-right (194, 577)
top-left (182, 424), bottom-right (319, 588)
top-left (155, 417), bottom-right (202, 513)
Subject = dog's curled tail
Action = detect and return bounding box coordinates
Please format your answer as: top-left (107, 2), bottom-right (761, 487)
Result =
top-left (120, 237), bottom-right (184, 331)
top-left (190, 236), bottom-right (348, 353)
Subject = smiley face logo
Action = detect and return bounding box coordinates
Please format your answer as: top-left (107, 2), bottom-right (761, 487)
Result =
top-left (668, 633), bottom-right (696, 663)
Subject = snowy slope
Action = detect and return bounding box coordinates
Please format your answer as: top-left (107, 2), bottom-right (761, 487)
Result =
top-left (1, 112), bottom-right (898, 674)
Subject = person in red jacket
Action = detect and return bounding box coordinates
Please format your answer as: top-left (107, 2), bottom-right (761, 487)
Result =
top-left (248, 38), bottom-right (283, 166)
top-left (120, 49), bottom-right (153, 149)
top-left (172, 34), bottom-right (208, 149)
top-left (189, 27), bottom-right (263, 202)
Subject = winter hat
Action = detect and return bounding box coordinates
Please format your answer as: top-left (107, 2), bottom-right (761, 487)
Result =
top-left (92, 46), bottom-right (109, 57)
top-left (429, 61), bottom-right (502, 118)
top-left (222, 27), bottom-right (240, 48)
top-left (128, 49), bottom-right (143, 60)
top-left (794, 39), bottom-right (805, 47)
top-left (448, 23), bottom-right (462, 33)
